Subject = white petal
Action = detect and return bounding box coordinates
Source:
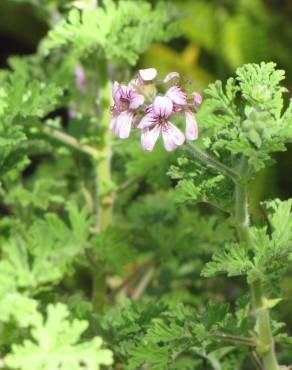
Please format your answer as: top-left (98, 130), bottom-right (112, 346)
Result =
top-left (162, 130), bottom-right (177, 151)
top-left (109, 116), bottom-right (117, 130)
top-left (163, 72), bottom-right (180, 83)
top-left (139, 68), bottom-right (158, 81)
top-left (166, 85), bottom-right (187, 105)
top-left (192, 92), bottom-right (202, 107)
top-left (185, 111), bottom-right (198, 140)
top-left (141, 125), bottom-right (161, 152)
top-left (162, 122), bottom-right (185, 151)
top-left (167, 122), bottom-right (185, 145)
top-left (112, 81), bottom-right (121, 103)
top-left (115, 111), bottom-right (133, 139)
top-left (129, 93), bottom-right (144, 109)
top-left (153, 96), bottom-right (173, 118)
top-left (137, 113), bottom-right (157, 129)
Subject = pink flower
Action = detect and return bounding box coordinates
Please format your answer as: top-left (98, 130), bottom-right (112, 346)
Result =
top-left (138, 96), bottom-right (185, 152)
top-left (192, 92), bottom-right (202, 108)
top-left (110, 69), bottom-right (201, 150)
top-left (110, 82), bottom-right (144, 139)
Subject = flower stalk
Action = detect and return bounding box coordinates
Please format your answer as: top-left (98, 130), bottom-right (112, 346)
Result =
top-left (187, 149), bottom-right (280, 369)
top-left (42, 123), bottom-right (102, 159)
top-left (234, 158), bottom-right (280, 370)
top-left (212, 333), bottom-right (256, 346)
top-left (186, 142), bottom-right (239, 182)
top-left (91, 60), bottom-right (113, 313)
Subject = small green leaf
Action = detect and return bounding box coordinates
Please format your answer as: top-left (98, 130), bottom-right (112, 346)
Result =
top-left (4, 303), bottom-right (113, 370)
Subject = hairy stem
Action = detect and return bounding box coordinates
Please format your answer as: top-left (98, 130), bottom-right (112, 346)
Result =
top-left (91, 61), bottom-right (113, 313)
top-left (186, 142), bottom-right (239, 182)
top-left (212, 333), bottom-right (255, 346)
top-left (251, 281), bottom-right (280, 370)
top-left (108, 257), bottom-right (157, 301)
top-left (131, 266), bottom-right (155, 301)
top-left (234, 159), bottom-right (280, 370)
top-left (42, 124), bottom-right (101, 159)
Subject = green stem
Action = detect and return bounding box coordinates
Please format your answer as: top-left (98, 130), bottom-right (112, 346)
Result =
top-left (234, 161), bottom-right (251, 247)
top-left (234, 159), bottom-right (280, 370)
top-left (91, 60), bottom-right (113, 313)
top-left (251, 281), bottom-right (280, 370)
top-left (186, 142), bottom-right (239, 182)
top-left (42, 123), bottom-right (101, 159)
top-left (249, 349), bottom-right (264, 370)
top-left (212, 333), bottom-right (255, 346)
top-left (92, 269), bottom-right (106, 313)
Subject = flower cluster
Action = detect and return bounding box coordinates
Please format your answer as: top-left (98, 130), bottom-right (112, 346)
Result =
top-left (110, 68), bottom-right (202, 152)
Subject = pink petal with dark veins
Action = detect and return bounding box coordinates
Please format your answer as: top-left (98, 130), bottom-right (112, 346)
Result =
top-left (153, 96), bottom-right (173, 118)
top-left (137, 113), bottom-right (158, 129)
top-left (166, 85), bottom-right (187, 106)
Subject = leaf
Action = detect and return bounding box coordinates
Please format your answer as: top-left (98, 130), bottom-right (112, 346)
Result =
top-left (128, 342), bottom-right (170, 370)
top-left (197, 62), bottom-right (291, 172)
top-left (145, 319), bottom-right (186, 343)
top-left (6, 178), bottom-right (65, 211)
top-left (202, 243), bottom-right (253, 278)
top-left (203, 199), bottom-right (292, 285)
top-left (5, 303), bottom-right (113, 370)
top-left (0, 57), bottom-right (63, 179)
top-left (236, 62), bottom-right (286, 118)
top-left (0, 251), bottom-right (39, 328)
top-left (0, 202), bottom-right (92, 290)
top-left (265, 199), bottom-right (292, 250)
top-left (0, 293), bottom-right (38, 328)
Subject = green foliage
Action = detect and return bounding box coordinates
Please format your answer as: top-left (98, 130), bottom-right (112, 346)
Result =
top-left (170, 62), bottom-right (291, 212)
top-left (168, 156), bottom-right (233, 211)
top-left (203, 199), bottom-right (292, 286)
top-left (0, 0), bottom-right (291, 368)
top-left (0, 57), bottom-right (63, 180)
top-left (6, 177), bottom-right (65, 211)
top-left (125, 192), bottom-right (233, 259)
top-left (0, 202), bottom-right (92, 292)
top-left (236, 62), bottom-right (287, 118)
top-left (5, 303), bottom-right (113, 370)
top-left (41, 0), bottom-right (179, 65)
top-left (199, 62), bottom-right (291, 171)
top-left (91, 227), bottom-right (134, 274)
top-left (100, 299), bottom-right (251, 370)
top-left (1, 58), bottom-right (63, 120)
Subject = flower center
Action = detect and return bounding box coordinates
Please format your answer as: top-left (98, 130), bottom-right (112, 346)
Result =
top-left (161, 121), bottom-right (169, 131)
top-left (120, 98), bottom-right (129, 110)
